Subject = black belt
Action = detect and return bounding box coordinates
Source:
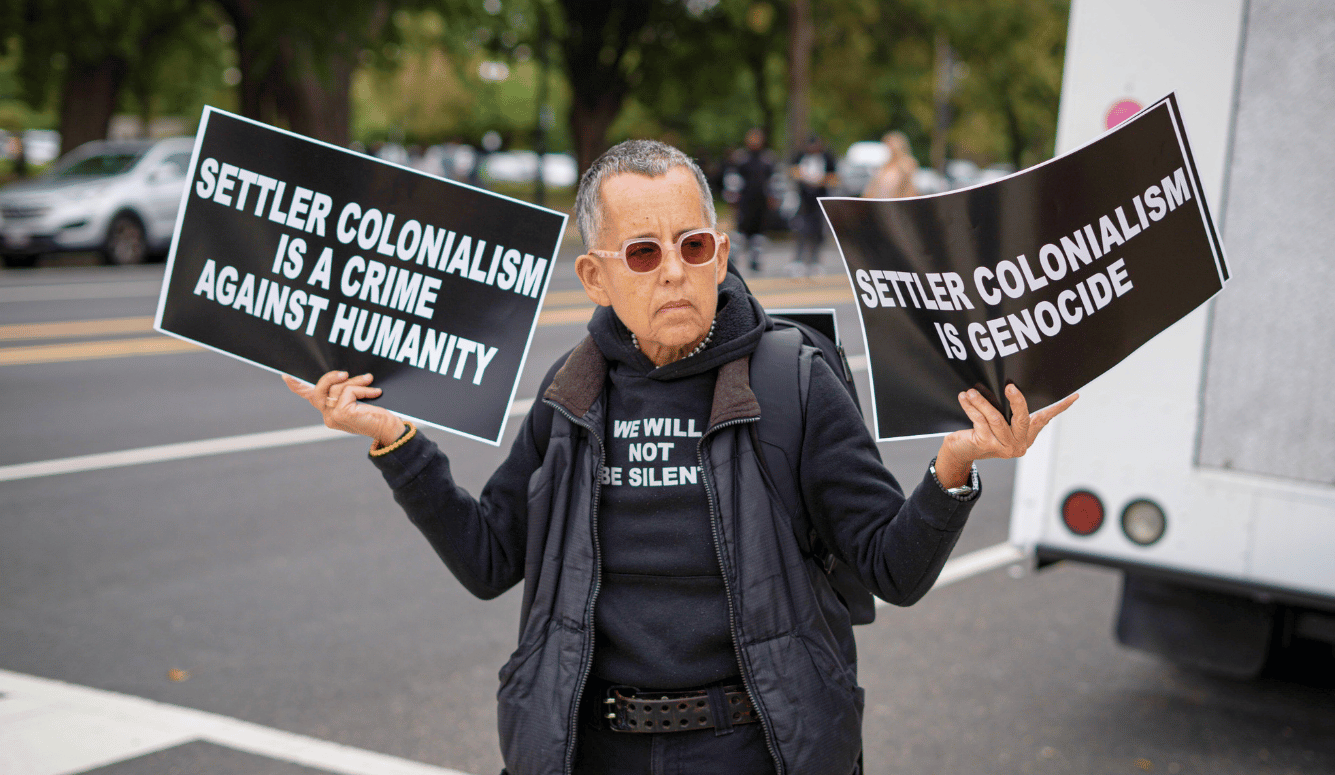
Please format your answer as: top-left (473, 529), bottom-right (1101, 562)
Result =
top-left (602, 684), bottom-right (758, 733)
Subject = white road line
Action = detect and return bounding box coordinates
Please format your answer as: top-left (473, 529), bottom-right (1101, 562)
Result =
top-left (0, 400), bottom-right (539, 483)
top-left (0, 425), bottom-right (350, 483)
top-left (874, 542), bottom-right (1027, 608)
top-left (0, 280), bottom-right (164, 303)
top-left (0, 357), bottom-right (858, 484)
top-left (0, 669), bottom-right (474, 775)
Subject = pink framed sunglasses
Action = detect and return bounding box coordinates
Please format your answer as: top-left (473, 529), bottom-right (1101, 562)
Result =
top-left (590, 228), bottom-right (723, 274)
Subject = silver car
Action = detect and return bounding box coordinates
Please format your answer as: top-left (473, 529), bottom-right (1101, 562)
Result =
top-left (0, 137), bottom-right (194, 268)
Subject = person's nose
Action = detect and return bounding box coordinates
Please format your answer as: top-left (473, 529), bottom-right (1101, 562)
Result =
top-left (658, 244), bottom-right (688, 283)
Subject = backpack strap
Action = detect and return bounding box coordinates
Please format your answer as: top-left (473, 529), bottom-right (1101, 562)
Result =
top-left (750, 328), bottom-right (878, 624)
top-left (749, 328), bottom-right (817, 555)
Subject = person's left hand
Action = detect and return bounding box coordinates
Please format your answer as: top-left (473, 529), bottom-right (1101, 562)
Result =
top-left (934, 385), bottom-right (1078, 487)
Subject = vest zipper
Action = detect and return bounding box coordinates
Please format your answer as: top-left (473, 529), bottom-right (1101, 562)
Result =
top-left (548, 400), bottom-right (607, 775)
top-left (697, 416), bottom-right (786, 775)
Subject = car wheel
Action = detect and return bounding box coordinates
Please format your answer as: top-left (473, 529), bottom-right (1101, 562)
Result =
top-left (103, 214), bottom-right (148, 265)
top-left (3, 253), bottom-right (38, 268)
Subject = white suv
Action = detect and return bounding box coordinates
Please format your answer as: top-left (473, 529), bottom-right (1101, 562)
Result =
top-left (0, 136), bottom-right (194, 268)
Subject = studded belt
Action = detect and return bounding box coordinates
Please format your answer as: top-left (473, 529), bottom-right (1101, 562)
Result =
top-left (603, 684), bottom-right (758, 733)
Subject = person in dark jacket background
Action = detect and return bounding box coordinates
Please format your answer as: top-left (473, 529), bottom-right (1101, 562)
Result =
top-left (725, 127), bottom-right (775, 272)
top-left (285, 140), bottom-right (1076, 775)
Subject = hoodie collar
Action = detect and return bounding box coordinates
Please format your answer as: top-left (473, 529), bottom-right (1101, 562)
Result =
top-left (544, 274), bottom-right (768, 428)
top-left (585, 273), bottom-right (768, 380)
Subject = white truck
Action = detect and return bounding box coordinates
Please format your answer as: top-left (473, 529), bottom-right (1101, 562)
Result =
top-left (1009, 0), bottom-right (1335, 677)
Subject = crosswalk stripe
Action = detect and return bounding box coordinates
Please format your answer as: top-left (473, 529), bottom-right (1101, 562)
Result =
top-left (0, 669), bottom-right (474, 775)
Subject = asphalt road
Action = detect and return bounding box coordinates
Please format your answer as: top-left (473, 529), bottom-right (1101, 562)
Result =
top-left (2, 252), bottom-right (1332, 775)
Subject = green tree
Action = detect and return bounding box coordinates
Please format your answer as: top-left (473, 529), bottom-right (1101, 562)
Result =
top-left (211, 0), bottom-right (403, 146)
top-left (1, 0), bottom-right (204, 154)
top-left (610, 0), bottom-right (788, 156)
top-left (944, 0), bottom-right (1068, 168)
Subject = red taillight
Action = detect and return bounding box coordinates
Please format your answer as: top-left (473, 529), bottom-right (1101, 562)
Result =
top-left (1061, 490), bottom-right (1104, 536)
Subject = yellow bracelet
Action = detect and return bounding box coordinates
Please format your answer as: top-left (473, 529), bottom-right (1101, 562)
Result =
top-left (370, 421), bottom-right (417, 457)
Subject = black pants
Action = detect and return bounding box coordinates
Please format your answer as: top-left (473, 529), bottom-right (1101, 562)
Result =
top-left (571, 680), bottom-right (777, 775)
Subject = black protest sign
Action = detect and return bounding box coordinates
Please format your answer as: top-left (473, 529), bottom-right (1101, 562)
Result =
top-left (155, 107), bottom-right (566, 445)
top-left (821, 94), bottom-right (1227, 441)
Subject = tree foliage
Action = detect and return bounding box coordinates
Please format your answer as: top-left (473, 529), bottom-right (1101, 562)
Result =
top-left (1, 0), bottom-right (206, 153)
top-left (0, 0), bottom-right (1070, 175)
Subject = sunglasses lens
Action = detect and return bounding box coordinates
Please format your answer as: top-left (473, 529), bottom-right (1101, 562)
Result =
top-left (680, 232), bottom-right (717, 264)
top-left (624, 241), bottom-right (662, 273)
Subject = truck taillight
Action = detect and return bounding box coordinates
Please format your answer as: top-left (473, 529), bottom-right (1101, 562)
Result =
top-left (1061, 490), bottom-right (1104, 535)
top-left (1121, 499), bottom-right (1167, 546)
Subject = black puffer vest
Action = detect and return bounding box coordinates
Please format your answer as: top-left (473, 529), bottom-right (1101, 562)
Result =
top-left (498, 336), bottom-right (863, 775)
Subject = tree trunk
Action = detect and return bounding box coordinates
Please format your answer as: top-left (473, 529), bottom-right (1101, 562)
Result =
top-left (276, 41), bottom-right (354, 147)
top-left (558, 0), bottom-right (652, 175)
top-left (221, 0), bottom-right (378, 145)
top-left (931, 32), bottom-right (955, 173)
top-left (785, 0), bottom-right (813, 157)
top-left (747, 45), bottom-right (775, 147)
top-left (1003, 99), bottom-right (1026, 170)
top-left (224, 0), bottom-right (281, 127)
top-left (58, 56), bottom-right (128, 154)
top-left (569, 90), bottom-right (624, 176)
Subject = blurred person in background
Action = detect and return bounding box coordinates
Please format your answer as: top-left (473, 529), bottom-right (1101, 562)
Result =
top-left (862, 131), bottom-right (918, 199)
top-left (727, 128), bottom-right (775, 272)
top-left (788, 134), bottom-right (837, 277)
top-left (8, 134), bottom-right (27, 178)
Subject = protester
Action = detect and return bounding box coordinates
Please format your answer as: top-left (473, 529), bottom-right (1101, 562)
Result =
top-left (862, 131), bottom-right (919, 199)
top-left (285, 139), bottom-right (1075, 775)
top-left (726, 128), bottom-right (776, 272)
top-left (788, 134), bottom-right (838, 276)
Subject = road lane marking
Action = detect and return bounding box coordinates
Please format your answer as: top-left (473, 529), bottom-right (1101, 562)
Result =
top-left (0, 669), bottom-right (474, 775)
top-left (0, 336), bottom-right (202, 366)
top-left (3, 284), bottom-right (857, 367)
top-left (0, 273), bottom-right (850, 306)
top-left (0, 316), bottom-right (155, 341)
top-left (0, 402), bottom-right (538, 483)
top-left (874, 542), bottom-right (1028, 607)
top-left (0, 361), bottom-right (865, 483)
top-left (536, 305), bottom-right (597, 326)
top-left (0, 425), bottom-right (349, 483)
top-left (0, 280), bottom-right (165, 303)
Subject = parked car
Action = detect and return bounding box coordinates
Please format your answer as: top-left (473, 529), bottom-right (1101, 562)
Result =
top-left (480, 151), bottom-right (577, 187)
top-left (0, 136), bottom-right (194, 267)
top-left (836, 140), bottom-right (891, 196)
top-left (22, 130), bottom-right (62, 166)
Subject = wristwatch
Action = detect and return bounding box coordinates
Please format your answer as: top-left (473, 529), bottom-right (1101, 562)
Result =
top-left (929, 458), bottom-right (979, 500)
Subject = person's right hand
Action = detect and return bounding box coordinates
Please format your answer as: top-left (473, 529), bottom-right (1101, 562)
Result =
top-left (283, 371), bottom-right (405, 447)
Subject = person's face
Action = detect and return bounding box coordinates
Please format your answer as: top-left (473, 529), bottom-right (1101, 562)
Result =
top-left (745, 129), bottom-right (764, 151)
top-left (575, 167), bottom-right (728, 363)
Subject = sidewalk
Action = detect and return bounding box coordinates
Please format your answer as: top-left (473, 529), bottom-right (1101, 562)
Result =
top-left (0, 669), bottom-right (473, 775)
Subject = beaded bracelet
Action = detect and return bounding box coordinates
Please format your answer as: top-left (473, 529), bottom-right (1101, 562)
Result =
top-left (370, 421), bottom-right (417, 457)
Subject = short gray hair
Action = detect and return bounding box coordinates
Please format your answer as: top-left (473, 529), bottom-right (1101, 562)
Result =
top-left (574, 139), bottom-right (716, 247)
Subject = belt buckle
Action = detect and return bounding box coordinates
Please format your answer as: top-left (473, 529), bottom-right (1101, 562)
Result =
top-left (602, 684), bottom-right (638, 731)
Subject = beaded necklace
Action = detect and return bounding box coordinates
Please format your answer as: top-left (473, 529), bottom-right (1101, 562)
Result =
top-left (631, 317), bottom-right (716, 363)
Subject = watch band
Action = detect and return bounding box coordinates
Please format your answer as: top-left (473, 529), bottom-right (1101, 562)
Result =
top-left (929, 458), bottom-right (978, 500)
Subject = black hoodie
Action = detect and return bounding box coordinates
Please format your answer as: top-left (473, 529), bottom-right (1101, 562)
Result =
top-left (585, 274), bottom-right (768, 689)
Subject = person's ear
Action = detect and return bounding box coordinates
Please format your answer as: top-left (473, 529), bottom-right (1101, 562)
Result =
top-left (575, 253), bottom-right (613, 307)
top-left (715, 233), bottom-right (730, 285)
